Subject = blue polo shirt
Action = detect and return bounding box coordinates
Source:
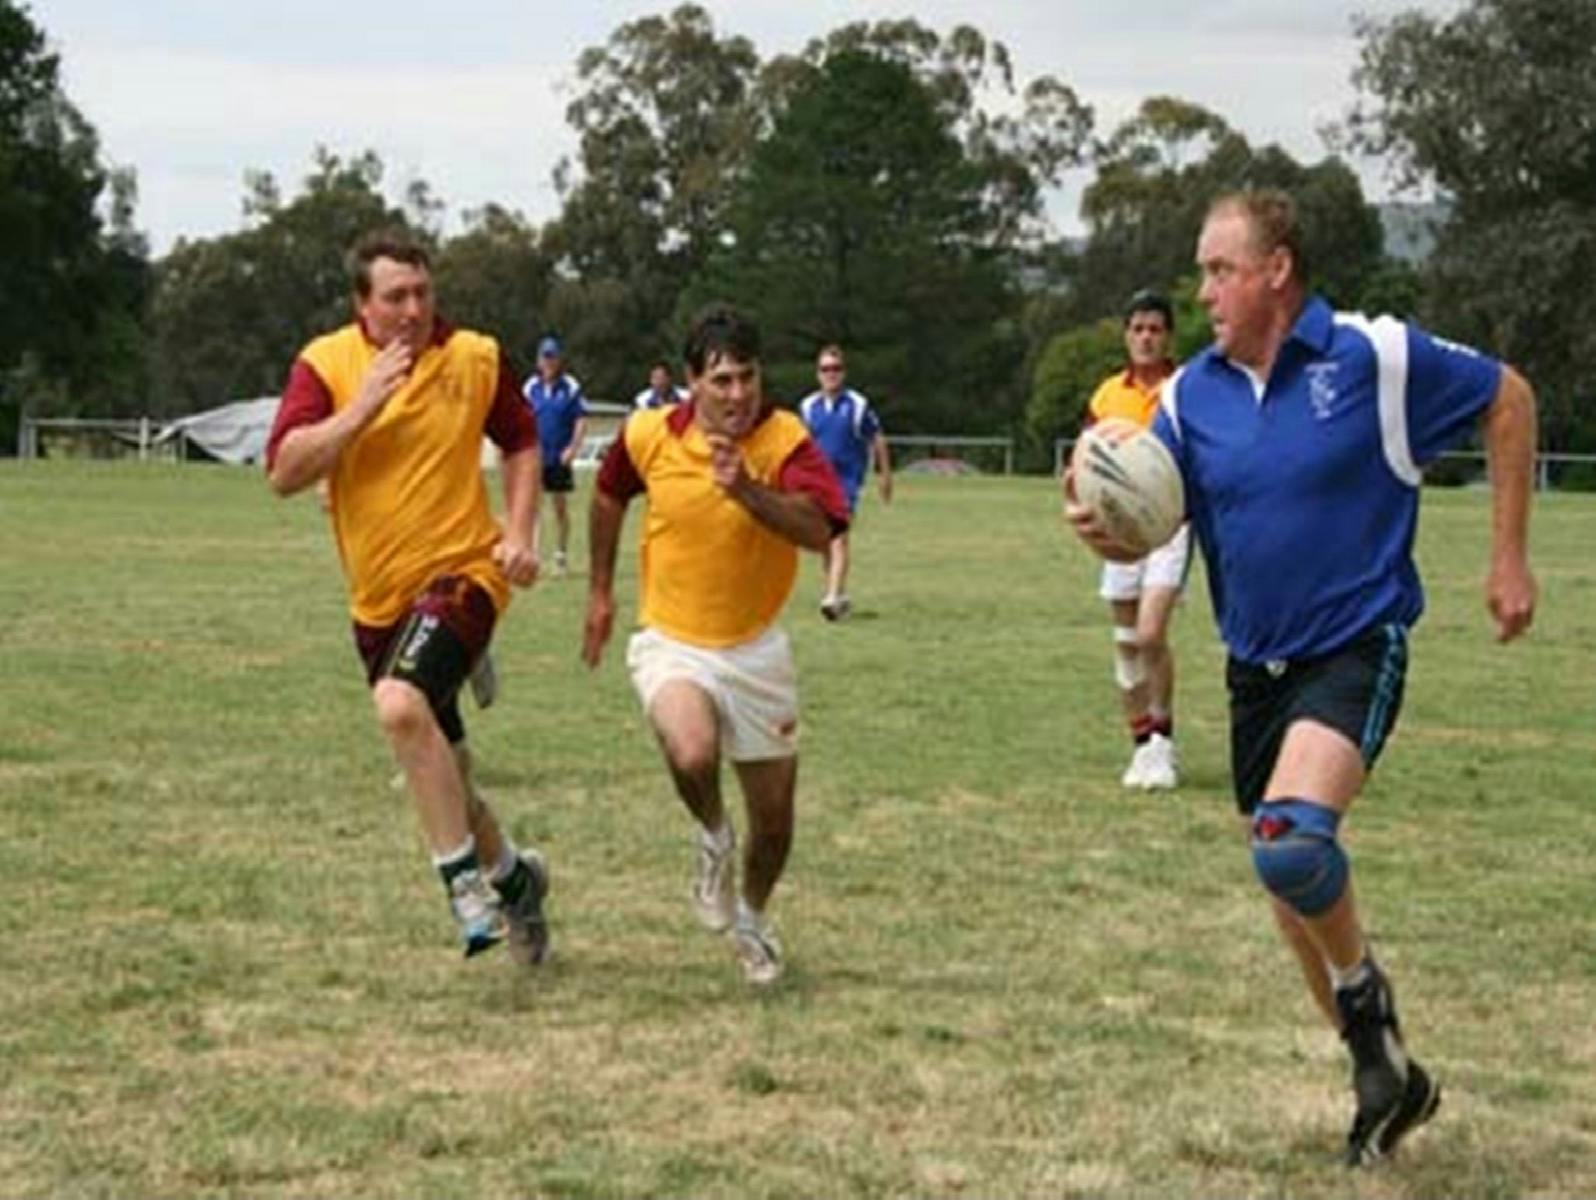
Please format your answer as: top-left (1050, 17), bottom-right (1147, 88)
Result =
top-left (1152, 296), bottom-right (1501, 664)
top-left (799, 388), bottom-right (881, 508)
top-left (522, 373), bottom-right (587, 467)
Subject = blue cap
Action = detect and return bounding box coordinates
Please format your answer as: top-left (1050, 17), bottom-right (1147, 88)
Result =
top-left (537, 336), bottom-right (563, 358)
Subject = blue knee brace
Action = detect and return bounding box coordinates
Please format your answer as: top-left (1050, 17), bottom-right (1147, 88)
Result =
top-left (1250, 799), bottom-right (1348, 917)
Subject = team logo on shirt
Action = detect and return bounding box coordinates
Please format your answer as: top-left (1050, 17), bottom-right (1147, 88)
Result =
top-left (1306, 362), bottom-right (1339, 421)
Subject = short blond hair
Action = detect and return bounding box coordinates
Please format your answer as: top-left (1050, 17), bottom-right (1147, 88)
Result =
top-left (816, 344), bottom-right (845, 367)
top-left (1207, 190), bottom-right (1307, 285)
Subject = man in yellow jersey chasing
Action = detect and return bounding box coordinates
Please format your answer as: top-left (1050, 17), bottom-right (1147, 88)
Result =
top-left (266, 231), bottom-right (550, 967)
top-left (582, 305), bottom-right (848, 985)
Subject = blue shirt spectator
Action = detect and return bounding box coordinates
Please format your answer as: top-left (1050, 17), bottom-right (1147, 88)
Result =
top-left (800, 387), bottom-right (883, 510)
top-left (797, 345), bottom-right (893, 621)
top-left (634, 360), bottom-right (689, 410)
top-left (523, 341), bottom-right (588, 469)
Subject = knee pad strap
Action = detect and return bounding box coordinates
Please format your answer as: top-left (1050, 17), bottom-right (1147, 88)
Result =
top-left (1250, 799), bottom-right (1348, 918)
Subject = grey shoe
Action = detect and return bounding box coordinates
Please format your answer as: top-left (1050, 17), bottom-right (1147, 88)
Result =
top-left (731, 916), bottom-right (782, 986)
top-left (693, 826), bottom-right (738, 932)
top-left (448, 868), bottom-right (505, 958)
top-left (498, 851), bottom-right (551, 967)
top-left (467, 651), bottom-right (498, 709)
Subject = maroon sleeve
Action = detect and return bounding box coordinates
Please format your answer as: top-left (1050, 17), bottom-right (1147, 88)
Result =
top-left (778, 437), bottom-right (851, 534)
top-left (486, 348), bottom-right (538, 453)
top-left (596, 423), bottom-right (646, 502)
top-left (265, 359), bottom-right (334, 469)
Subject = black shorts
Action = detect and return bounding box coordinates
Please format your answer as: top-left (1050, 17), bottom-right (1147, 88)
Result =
top-left (352, 576), bottom-right (497, 744)
top-left (1227, 623), bottom-right (1408, 814)
top-left (542, 462), bottom-right (575, 493)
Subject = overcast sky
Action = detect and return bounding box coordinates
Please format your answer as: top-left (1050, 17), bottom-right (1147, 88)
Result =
top-left (33, 1), bottom-right (1459, 254)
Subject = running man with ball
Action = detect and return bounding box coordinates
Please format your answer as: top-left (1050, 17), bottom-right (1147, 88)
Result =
top-left (1066, 190), bottom-right (1538, 1166)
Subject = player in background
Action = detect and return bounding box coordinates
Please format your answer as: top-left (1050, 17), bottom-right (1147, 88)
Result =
top-left (633, 359), bottom-right (689, 410)
top-left (583, 305), bottom-right (848, 985)
top-left (1079, 291), bottom-right (1189, 790)
top-left (1066, 189), bottom-right (1537, 1166)
top-left (523, 336), bottom-right (587, 577)
top-left (266, 231), bottom-right (550, 966)
top-left (798, 345), bottom-right (892, 621)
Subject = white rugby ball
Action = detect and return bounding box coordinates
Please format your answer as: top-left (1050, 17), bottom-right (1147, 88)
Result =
top-left (1070, 418), bottom-right (1185, 557)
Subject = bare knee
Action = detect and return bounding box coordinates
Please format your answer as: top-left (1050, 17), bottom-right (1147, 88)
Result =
top-left (662, 728), bottom-right (719, 779)
top-left (372, 679), bottom-right (436, 747)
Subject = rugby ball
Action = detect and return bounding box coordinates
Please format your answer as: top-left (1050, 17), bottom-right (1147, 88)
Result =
top-left (1070, 418), bottom-right (1185, 557)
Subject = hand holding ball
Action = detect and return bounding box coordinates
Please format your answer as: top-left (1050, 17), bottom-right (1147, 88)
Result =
top-left (1067, 419), bottom-right (1185, 559)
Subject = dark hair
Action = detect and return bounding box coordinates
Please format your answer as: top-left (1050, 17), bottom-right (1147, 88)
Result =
top-left (683, 304), bottom-right (761, 374)
top-left (816, 343), bottom-right (845, 366)
top-left (1125, 290), bottom-right (1174, 331)
top-left (350, 231), bottom-right (430, 297)
top-left (1207, 189), bottom-right (1308, 285)
top-left (649, 358), bottom-right (674, 376)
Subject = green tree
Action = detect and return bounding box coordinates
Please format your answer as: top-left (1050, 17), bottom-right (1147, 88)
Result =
top-left (431, 204), bottom-right (552, 372)
top-left (1, 0), bottom-right (150, 444)
top-left (150, 148), bottom-right (411, 414)
top-left (549, 10), bottom-right (1091, 406)
top-left (1024, 277), bottom-right (1211, 461)
top-left (1074, 97), bottom-right (1385, 326)
top-left (779, 19), bottom-right (1092, 245)
top-left (547, 4), bottom-right (760, 398)
top-left (686, 49), bottom-right (1031, 432)
top-left (1344, 0), bottom-right (1596, 451)
top-left (1026, 318), bottom-right (1123, 459)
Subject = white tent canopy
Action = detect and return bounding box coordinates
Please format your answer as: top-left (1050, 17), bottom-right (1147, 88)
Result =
top-left (155, 396), bottom-right (280, 464)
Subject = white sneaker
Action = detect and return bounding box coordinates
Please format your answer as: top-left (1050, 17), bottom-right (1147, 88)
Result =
top-left (448, 868), bottom-right (506, 958)
top-left (1121, 742), bottom-right (1154, 789)
top-left (731, 908), bottom-right (783, 986)
top-left (1141, 733), bottom-right (1178, 790)
top-left (692, 825), bottom-right (737, 932)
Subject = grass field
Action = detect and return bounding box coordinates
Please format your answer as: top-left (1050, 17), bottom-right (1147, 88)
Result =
top-left (1, 461), bottom-right (1593, 1199)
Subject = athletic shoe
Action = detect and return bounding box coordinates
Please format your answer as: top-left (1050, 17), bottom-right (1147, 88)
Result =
top-left (820, 594), bottom-right (852, 622)
top-left (553, 550), bottom-right (568, 578)
top-left (497, 850), bottom-right (551, 967)
top-left (448, 868), bottom-right (505, 958)
top-left (1337, 963), bottom-right (1439, 1165)
top-left (467, 650), bottom-right (498, 709)
top-left (731, 911), bottom-right (783, 986)
top-left (692, 826), bottom-right (737, 932)
top-left (1343, 1059), bottom-right (1441, 1166)
top-left (1121, 742), bottom-right (1153, 788)
top-left (1141, 733), bottom-right (1178, 790)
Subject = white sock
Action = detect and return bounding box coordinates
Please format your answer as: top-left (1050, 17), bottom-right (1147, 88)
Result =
top-left (431, 834), bottom-right (477, 870)
top-left (1330, 955), bottom-right (1372, 991)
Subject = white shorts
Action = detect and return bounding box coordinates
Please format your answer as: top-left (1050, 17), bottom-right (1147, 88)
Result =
top-left (626, 626), bottom-right (799, 762)
top-left (1099, 523), bottom-right (1192, 602)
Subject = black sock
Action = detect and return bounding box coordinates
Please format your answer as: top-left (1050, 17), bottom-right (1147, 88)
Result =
top-left (493, 857), bottom-right (531, 904)
top-left (435, 846), bottom-right (482, 893)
